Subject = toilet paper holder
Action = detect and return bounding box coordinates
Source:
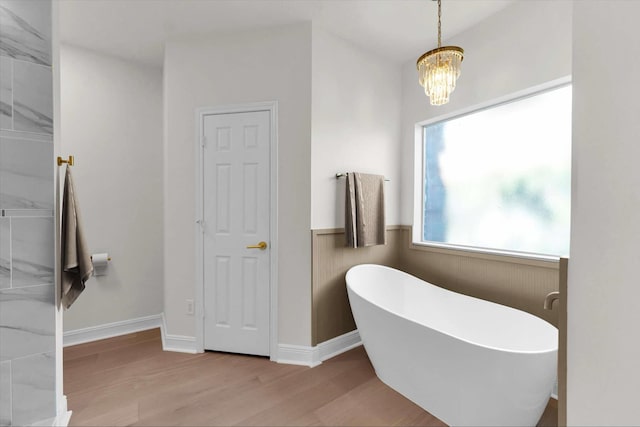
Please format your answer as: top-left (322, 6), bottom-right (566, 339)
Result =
top-left (91, 253), bottom-right (111, 277)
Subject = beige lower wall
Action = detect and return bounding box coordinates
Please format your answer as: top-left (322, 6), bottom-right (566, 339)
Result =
top-left (558, 257), bottom-right (568, 426)
top-left (399, 228), bottom-right (560, 328)
top-left (311, 227), bottom-right (403, 345)
top-left (311, 226), bottom-right (560, 345)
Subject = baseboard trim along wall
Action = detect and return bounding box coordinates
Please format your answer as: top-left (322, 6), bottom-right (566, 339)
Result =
top-left (277, 329), bottom-right (362, 368)
top-left (63, 313), bottom-right (359, 363)
top-left (63, 313), bottom-right (199, 354)
top-left (160, 313), bottom-right (198, 354)
top-left (317, 329), bottom-right (362, 361)
top-left (63, 314), bottom-right (163, 347)
top-left (161, 334), bottom-right (198, 354)
top-left (277, 343), bottom-right (322, 367)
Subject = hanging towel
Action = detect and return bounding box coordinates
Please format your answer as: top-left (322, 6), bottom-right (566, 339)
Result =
top-left (345, 172), bottom-right (386, 248)
top-left (61, 166), bottom-right (93, 309)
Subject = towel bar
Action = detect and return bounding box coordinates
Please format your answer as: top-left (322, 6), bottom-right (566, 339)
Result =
top-left (335, 172), bottom-right (390, 182)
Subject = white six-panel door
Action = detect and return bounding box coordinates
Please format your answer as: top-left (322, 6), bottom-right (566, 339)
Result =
top-left (203, 110), bottom-right (271, 356)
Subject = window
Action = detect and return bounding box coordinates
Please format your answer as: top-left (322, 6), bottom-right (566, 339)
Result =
top-left (417, 84), bottom-right (572, 257)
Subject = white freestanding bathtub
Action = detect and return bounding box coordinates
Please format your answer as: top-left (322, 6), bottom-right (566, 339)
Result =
top-left (346, 264), bottom-right (558, 427)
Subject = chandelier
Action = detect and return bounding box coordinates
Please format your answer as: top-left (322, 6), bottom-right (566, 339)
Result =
top-left (416, 0), bottom-right (464, 106)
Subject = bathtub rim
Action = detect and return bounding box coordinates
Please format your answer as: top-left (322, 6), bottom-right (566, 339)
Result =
top-left (346, 263), bottom-right (559, 356)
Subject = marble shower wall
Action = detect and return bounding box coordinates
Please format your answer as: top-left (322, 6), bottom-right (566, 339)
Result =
top-left (0, 0), bottom-right (55, 425)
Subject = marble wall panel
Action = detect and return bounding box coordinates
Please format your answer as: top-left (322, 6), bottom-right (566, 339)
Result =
top-left (12, 61), bottom-right (52, 134)
top-left (11, 352), bottom-right (55, 426)
top-left (0, 285), bottom-right (54, 361)
top-left (0, 135), bottom-right (53, 210)
top-left (0, 57), bottom-right (11, 130)
top-left (0, 0), bottom-right (55, 424)
top-left (0, 217), bottom-right (9, 289)
top-left (10, 217), bottom-right (53, 287)
top-left (0, 0), bottom-right (51, 66)
top-left (0, 360), bottom-right (10, 426)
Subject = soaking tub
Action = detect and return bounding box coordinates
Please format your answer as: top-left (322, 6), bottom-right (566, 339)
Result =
top-left (346, 264), bottom-right (557, 426)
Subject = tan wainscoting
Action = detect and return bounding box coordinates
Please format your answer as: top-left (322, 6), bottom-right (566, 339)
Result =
top-left (399, 227), bottom-right (560, 328)
top-left (311, 227), bottom-right (404, 345)
top-left (311, 226), bottom-right (560, 346)
top-left (558, 257), bottom-right (568, 426)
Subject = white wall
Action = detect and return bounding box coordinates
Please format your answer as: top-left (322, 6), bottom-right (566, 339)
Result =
top-left (399, 1), bottom-right (573, 225)
top-left (60, 45), bottom-right (164, 331)
top-left (568, 2), bottom-right (640, 424)
top-left (163, 24), bottom-right (312, 345)
top-left (310, 26), bottom-right (402, 229)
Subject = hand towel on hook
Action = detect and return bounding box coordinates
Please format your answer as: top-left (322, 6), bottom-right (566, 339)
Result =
top-left (61, 166), bottom-right (93, 309)
top-left (345, 172), bottom-right (386, 248)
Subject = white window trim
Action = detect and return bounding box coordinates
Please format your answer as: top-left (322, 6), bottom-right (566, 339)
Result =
top-left (412, 76), bottom-right (572, 263)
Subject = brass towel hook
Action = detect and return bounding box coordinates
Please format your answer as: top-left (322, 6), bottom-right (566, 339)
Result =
top-left (57, 155), bottom-right (74, 166)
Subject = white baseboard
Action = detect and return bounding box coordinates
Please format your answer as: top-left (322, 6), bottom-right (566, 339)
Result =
top-left (162, 334), bottom-right (198, 354)
top-left (63, 314), bottom-right (359, 362)
top-left (63, 314), bottom-right (163, 347)
top-left (63, 312), bottom-right (199, 354)
top-left (277, 330), bottom-right (361, 368)
top-left (317, 329), bottom-right (362, 361)
top-left (160, 313), bottom-right (198, 354)
top-left (277, 344), bottom-right (322, 367)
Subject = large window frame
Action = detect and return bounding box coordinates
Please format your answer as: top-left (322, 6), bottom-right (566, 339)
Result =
top-left (412, 77), bottom-right (572, 264)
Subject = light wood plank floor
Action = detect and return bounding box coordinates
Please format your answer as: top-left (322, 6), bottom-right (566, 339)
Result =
top-left (64, 329), bottom-right (557, 426)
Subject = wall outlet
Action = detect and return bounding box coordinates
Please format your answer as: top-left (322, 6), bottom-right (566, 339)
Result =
top-left (186, 299), bottom-right (194, 315)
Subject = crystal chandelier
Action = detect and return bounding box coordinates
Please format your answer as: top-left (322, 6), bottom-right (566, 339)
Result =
top-left (416, 0), bottom-right (464, 106)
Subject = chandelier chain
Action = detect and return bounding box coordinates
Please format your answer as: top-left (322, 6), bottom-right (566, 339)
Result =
top-left (437, 0), bottom-right (442, 48)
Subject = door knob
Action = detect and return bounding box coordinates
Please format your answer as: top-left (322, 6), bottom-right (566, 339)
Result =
top-left (246, 241), bottom-right (267, 250)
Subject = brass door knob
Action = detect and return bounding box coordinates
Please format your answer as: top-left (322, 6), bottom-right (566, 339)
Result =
top-left (246, 241), bottom-right (267, 250)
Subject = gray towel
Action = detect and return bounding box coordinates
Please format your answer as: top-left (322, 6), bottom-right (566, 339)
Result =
top-left (345, 172), bottom-right (386, 248)
top-left (61, 166), bottom-right (93, 309)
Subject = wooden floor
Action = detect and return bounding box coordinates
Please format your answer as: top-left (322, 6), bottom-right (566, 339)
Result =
top-left (64, 329), bottom-right (557, 426)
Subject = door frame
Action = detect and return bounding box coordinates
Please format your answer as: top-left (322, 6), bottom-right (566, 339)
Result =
top-left (194, 101), bottom-right (278, 360)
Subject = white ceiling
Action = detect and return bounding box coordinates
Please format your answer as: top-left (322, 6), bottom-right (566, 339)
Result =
top-left (58, 0), bottom-right (514, 67)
